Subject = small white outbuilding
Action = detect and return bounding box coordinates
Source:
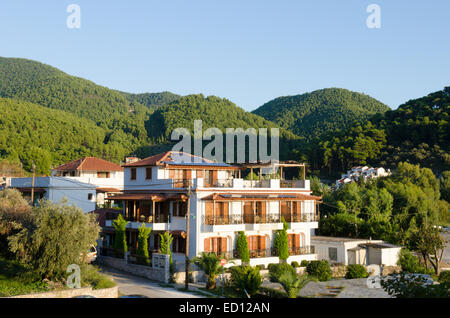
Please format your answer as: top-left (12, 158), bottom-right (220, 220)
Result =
top-left (311, 236), bottom-right (402, 266)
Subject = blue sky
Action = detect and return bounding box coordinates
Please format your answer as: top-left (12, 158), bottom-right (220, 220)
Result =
top-left (0, 0), bottom-right (448, 111)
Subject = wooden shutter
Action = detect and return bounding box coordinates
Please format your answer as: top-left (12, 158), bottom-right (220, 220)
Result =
top-left (288, 234), bottom-right (294, 248)
top-left (259, 236), bottom-right (266, 250)
top-left (204, 238), bottom-right (211, 253)
top-left (244, 202), bottom-right (254, 223)
top-left (212, 170), bottom-right (218, 186)
top-left (295, 234), bottom-right (300, 248)
top-left (205, 202), bottom-right (213, 224)
top-left (220, 237), bottom-right (227, 253)
top-left (281, 201), bottom-right (290, 221)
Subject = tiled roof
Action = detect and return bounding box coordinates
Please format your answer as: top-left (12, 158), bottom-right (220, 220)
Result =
top-left (123, 151), bottom-right (234, 168)
top-left (52, 157), bottom-right (123, 172)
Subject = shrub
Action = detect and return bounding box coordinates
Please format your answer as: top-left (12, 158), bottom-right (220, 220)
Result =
top-left (277, 272), bottom-right (312, 298)
top-left (7, 200), bottom-right (100, 281)
top-left (236, 232), bottom-right (250, 264)
top-left (193, 252), bottom-right (221, 290)
top-left (300, 260), bottom-right (309, 267)
top-left (345, 264), bottom-right (368, 279)
top-left (80, 265), bottom-right (116, 290)
top-left (273, 218), bottom-right (289, 261)
top-left (306, 260), bottom-right (332, 282)
top-left (397, 248), bottom-right (433, 275)
top-left (113, 214), bottom-right (128, 258)
top-left (381, 273), bottom-right (449, 298)
top-left (438, 271), bottom-right (450, 284)
top-left (268, 263), bottom-right (297, 283)
top-left (291, 261), bottom-right (300, 268)
top-left (229, 266), bottom-right (262, 297)
top-left (136, 224), bottom-right (151, 266)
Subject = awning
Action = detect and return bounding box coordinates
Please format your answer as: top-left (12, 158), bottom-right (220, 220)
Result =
top-left (106, 193), bottom-right (188, 201)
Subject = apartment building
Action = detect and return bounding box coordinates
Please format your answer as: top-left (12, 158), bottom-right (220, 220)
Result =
top-left (104, 151), bottom-right (321, 269)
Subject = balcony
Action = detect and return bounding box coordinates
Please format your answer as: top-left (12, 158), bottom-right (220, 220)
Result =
top-left (284, 213), bottom-right (318, 223)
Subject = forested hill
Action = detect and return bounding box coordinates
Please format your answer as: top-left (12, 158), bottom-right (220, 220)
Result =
top-left (0, 57), bottom-right (151, 147)
top-left (252, 88), bottom-right (390, 141)
top-left (145, 94), bottom-right (302, 160)
top-left (305, 87), bottom-right (450, 176)
top-left (119, 91), bottom-right (181, 112)
top-left (0, 97), bottom-right (129, 174)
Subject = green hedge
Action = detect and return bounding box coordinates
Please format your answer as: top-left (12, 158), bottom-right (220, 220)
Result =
top-left (345, 264), bottom-right (369, 279)
top-left (306, 260), bottom-right (331, 282)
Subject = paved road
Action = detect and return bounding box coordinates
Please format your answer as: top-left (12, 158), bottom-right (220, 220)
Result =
top-left (99, 266), bottom-right (203, 298)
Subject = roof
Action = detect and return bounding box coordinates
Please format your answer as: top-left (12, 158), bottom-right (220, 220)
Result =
top-left (123, 151), bottom-right (237, 169)
top-left (52, 157), bottom-right (123, 172)
top-left (310, 236), bottom-right (375, 243)
top-left (96, 187), bottom-right (122, 193)
top-left (202, 193), bottom-right (322, 201)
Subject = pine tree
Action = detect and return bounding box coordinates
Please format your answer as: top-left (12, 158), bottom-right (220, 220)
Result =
top-left (113, 214), bottom-right (128, 258)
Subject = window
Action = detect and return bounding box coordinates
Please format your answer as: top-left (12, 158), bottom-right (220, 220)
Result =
top-left (130, 168), bottom-right (136, 180)
top-left (328, 247), bottom-right (338, 261)
top-left (88, 193), bottom-right (93, 201)
top-left (97, 171), bottom-right (110, 178)
top-left (146, 167), bottom-right (152, 180)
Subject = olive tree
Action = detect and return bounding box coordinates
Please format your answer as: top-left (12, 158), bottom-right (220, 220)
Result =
top-left (8, 199), bottom-right (100, 280)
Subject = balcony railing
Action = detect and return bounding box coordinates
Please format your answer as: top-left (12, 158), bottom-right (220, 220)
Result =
top-left (203, 213), bottom-right (316, 225)
top-left (203, 214), bottom-right (243, 225)
top-left (284, 213), bottom-right (318, 223)
top-left (272, 245), bottom-right (315, 257)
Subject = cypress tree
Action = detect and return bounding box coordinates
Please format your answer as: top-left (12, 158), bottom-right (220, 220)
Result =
top-left (236, 231), bottom-right (250, 264)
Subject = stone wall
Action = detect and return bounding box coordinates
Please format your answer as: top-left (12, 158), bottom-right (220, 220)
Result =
top-left (97, 255), bottom-right (169, 283)
top-left (8, 286), bottom-right (118, 298)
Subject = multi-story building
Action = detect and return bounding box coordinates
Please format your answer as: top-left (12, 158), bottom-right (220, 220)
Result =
top-left (51, 157), bottom-right (124, 207)
top-left (335, 166), bottom-right (391, 189)
top-left (104, 151), bottom-right (321, 269)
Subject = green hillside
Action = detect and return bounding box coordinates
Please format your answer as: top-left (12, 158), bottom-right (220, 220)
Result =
top-left (306, 87), bottom-right (450, 176)
top-left (145, 94), bottom-right (302, 160)
top-left (252, 88), bottom-right (390, 141)
top-left (0, 97), bottom-right (128, 174)
top-left (119, 91), bottom-right (181, 112)
top-left (0, 57), bottom-right (150, 147)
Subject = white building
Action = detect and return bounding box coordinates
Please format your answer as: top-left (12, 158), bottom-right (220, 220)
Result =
top-left (311, 236), bottom-right (401, 266)
top-left (104, 151), bottom-right (321, 269)
top-left (335, 166), bottom-right (391, 189)
top-left (10, 177), bottom-right (97, 212)
top-left (51, 157), bottom-right (124, 206)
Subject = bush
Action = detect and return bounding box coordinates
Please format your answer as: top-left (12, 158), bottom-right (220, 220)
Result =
top-left (397, 248), bottom-right (434, 275)
top-left (7, 200), bottom-right (100, 280)
top-left (306, 260), bottom-right (332, 282)
top-left (438, 271), bottom-right (450, 284)
top-left (291, 261), bottom-right (300, 268)
top-left (80, 265), bottom-right (116, 290)
top-left (345, 264), bottom-right (368, 279)
top-left (300, 260), bottom-right (309, 267)
top-left (381, 273), bottom-right (449, 298)
top-left (236, 232), bottom-right (250, 264)
top-left (229, 266), bottom-right (262, 297)
top-left (268, 263), bottom-right (297, 283)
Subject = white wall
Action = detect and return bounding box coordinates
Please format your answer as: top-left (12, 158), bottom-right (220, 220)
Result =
top-left (11, 177), bottom-right (96, 213)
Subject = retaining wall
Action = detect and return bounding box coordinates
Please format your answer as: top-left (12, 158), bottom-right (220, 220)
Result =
top-left (97, 255), bottom-right (169, 283)
top-left (8, 286), bottom-right (118, 298)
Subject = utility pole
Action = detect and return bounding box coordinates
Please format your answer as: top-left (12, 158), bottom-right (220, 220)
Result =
top-left (185, 180), bottom-right (192, 290)
top-left (31, 162), bottom-right (36, 206)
